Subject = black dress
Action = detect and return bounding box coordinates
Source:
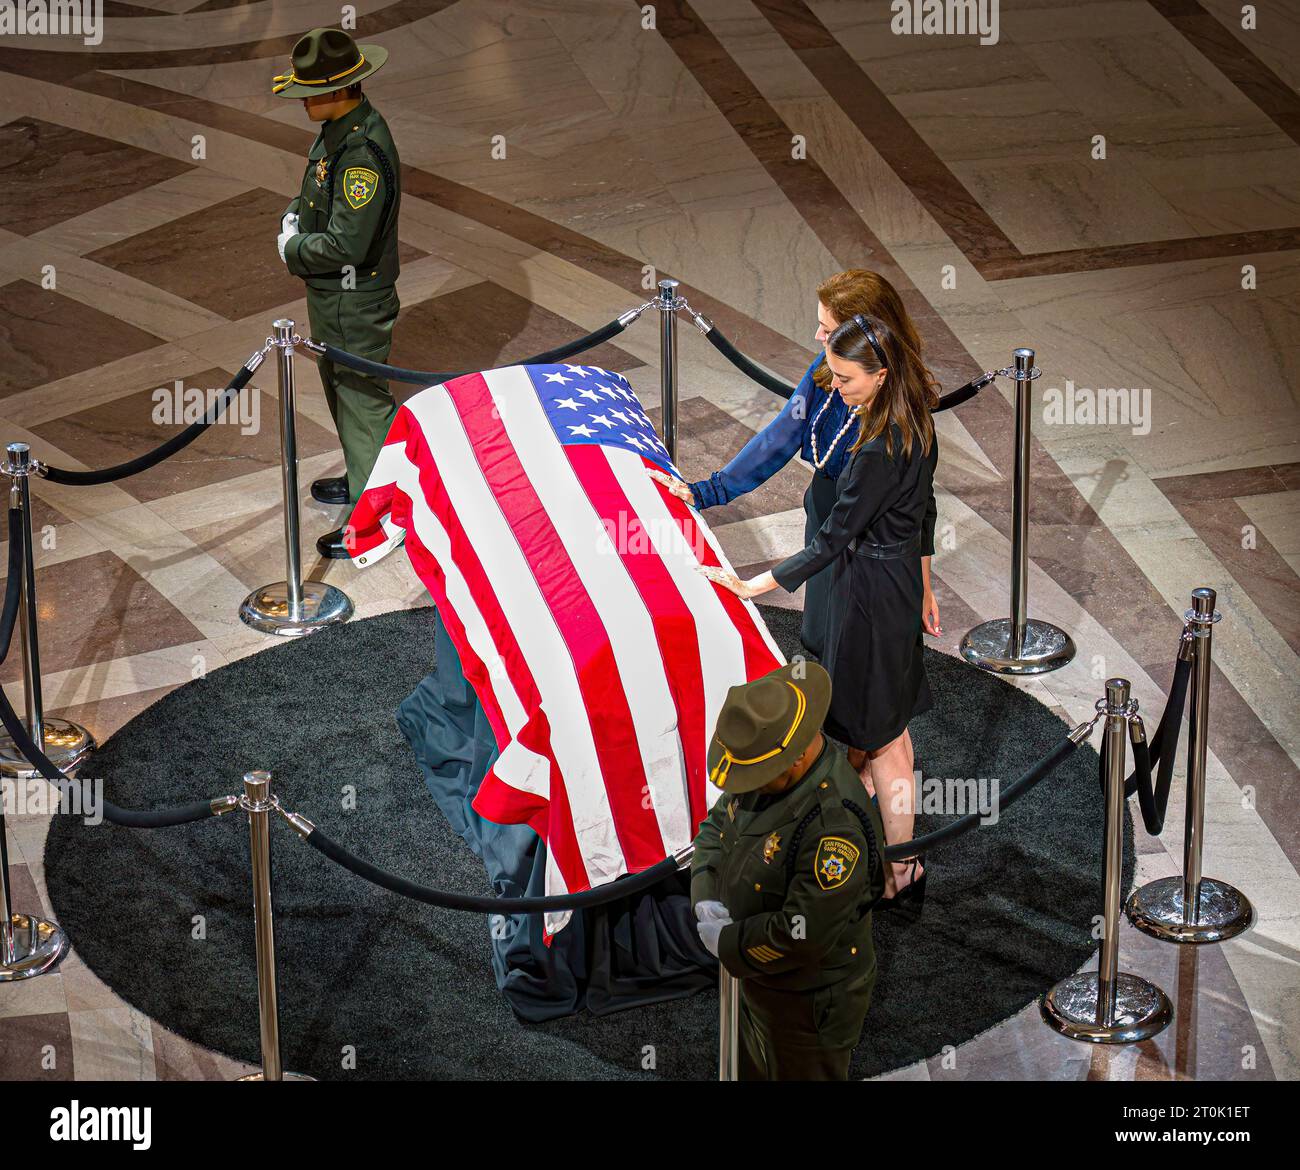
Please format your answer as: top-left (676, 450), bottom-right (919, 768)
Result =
top-left (772, 422), bottom-right (938, 751)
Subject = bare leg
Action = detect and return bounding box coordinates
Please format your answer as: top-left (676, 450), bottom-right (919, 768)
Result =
top-left (866, 729), bottom-right (922, 897)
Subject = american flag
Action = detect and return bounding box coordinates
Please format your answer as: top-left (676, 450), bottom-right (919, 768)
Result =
top-left (347, 363), bottom-right (784, 929)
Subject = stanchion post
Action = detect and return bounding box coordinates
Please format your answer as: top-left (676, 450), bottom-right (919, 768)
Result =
top-left (0, 803), bottom-right (69, 981)
top-left (657, 279), bottom-right (680, 462)
top-left (0, 443), bottom-right (94, 777)
top-left (1041, 679), bottom-right (1171, 1043)
top-left (240, 320), bottom-right (353, 637)
top-left (1096, 678), bottom-right (1127, 1022)
top-left (235, 770), bottom-right (313, 1082)
top-left (718, 968), bottom-right (740, 1080)
top-left (1126, 588), bottom-right (1253, 943)
top-left (960, 348), bottom-right (1076, 675)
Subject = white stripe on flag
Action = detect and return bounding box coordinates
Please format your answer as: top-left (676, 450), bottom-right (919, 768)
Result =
top-left (692, 512), bottom-right (786, 667)
top-left (404, 389), bottom-right (627, 884)
top-left (485, 367), bottom-right (692, 853)
top-left (606, 451), bottom-right (750, 810)
top-left (389, 457), bottom-right (550, 801)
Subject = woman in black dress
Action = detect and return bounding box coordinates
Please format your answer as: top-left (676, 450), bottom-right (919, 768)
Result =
top-left (701, 313), bottom-right (939, 903)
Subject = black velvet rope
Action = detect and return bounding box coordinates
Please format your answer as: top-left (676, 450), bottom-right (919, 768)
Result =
top-left (1094, 645), bottom-right (1193, 835)
top-left (882, 734), bottom-right (1080, 860)
top-left (701, 322), bottom-right (992, 412)
top-left (1100, 727), bottom-right (1157, 830)
top-left (314, 315), bottom-right (631, 386)
top-left (701, 326), bottom-right (797, 399)
top-left (0, 510), bottom-right (24, 667)
top-left (41, 364), bottom-right (257, 487)
top-left (304, 825), bottom-right (682, 913)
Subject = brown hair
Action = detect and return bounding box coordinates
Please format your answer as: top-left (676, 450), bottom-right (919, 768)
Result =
top-left (813, 270), bottom-right (939, 408)
top-left (827, 313), bottom-right (935, 461)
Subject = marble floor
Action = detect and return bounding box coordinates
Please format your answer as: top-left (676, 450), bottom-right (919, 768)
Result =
top-left (0, 0), bottom-right (1296, 1081)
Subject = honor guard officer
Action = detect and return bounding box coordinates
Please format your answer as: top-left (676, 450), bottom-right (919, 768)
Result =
top-left (692, 663), bottom-right (886, 1080)
top-left (273, 27), bottom-right (402, 558)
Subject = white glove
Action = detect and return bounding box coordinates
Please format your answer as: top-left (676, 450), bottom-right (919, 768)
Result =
top-left (277, 212), bottom-right (300, 264)
top-left (697, 916), bottom-right (731, 958)
top-left (695, 900), bottom-right (731, 923)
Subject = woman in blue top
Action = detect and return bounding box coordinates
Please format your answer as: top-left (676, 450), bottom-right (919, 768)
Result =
top-left (693, 311), bottom-right (940, 907)
top-left (679, 270), bottom-right (941, 657)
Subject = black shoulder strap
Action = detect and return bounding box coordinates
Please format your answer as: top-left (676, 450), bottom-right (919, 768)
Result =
top-left (360, 139), bottom-right (398, 270)
top-left (840, 798), bottom-right (886, 909)
top-left (782, 807), bottom-right (822, 883)
top-left (320, 139), bottom-right (398, 277)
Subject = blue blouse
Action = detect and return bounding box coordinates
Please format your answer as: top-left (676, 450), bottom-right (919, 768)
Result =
top-left (689, 355), bottom-right (858, 509)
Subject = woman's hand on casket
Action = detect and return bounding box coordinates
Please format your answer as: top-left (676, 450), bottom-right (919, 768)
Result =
top-left (698, 565), bottom-right (777, 600)
top-left (646, 466), bottom-right (696, 506)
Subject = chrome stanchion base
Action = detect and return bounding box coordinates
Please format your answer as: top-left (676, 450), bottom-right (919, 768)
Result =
top-left (0, 913), bottom-right (69, 981)
top-left (1126, 875), bottom-right (1254, 944)
top-left (960, 617), bottom-right (1075, 675)
top-left (1040, 971), bottom-right (1172, 1043)
top-left (239, 581), bottom-right (353, 637)
top-left (0, 718), bottom-right (94, 778)
top-left (236, 1071), bottom-right (316, 1082)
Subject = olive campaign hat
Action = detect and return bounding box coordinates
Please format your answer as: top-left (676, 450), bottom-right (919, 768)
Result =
top-left (706, 663), bottom-right (831, 794)
top-left (272, 28), bottom-right (388, 98)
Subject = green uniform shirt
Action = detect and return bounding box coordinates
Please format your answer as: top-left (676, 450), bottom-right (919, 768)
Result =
top-left (283, 96), bottom-right (401, 292)
top-left (691, 741), bottom-right (886, 992)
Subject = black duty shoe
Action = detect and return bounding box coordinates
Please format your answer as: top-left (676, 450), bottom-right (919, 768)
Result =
top-left (316, 528), bottom-right (350, 559)
top-left (311, 476), bottom-right (349, 505)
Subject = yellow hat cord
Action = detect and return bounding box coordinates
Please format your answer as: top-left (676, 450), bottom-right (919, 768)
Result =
top-left (708, 682), bottom-right (807, 789)
top-left (273, 52), bottom-right (367, 94)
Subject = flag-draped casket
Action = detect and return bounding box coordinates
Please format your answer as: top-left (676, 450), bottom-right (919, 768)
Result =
top-left (347, 363), bottom-right (784, 929)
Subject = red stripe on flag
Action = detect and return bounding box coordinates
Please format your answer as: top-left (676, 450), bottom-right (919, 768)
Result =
top-left (650, 484), bottom-right (783, 681)
top-left (566, 445), bottom-right (709, 830)
top-left (345, 409), bottom-right (411, 557)
top-left (397, 422), bottom-right (592, 895)
top-left (448, 374), bottom-right (668, 871)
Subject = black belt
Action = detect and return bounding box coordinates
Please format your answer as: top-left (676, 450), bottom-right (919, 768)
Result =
top-left (849, 532), bottom-right (921, 560)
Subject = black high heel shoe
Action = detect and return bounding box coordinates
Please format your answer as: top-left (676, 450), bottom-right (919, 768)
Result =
top-left (877, 855), bottom-right (927, 919)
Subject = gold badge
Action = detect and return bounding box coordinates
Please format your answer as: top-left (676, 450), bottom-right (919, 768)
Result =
top-left (762, 832), bottom-right (781, 865)
top-left (814, 836), bottom-right (860, 890)
top-left (726, 800), bottom-right (735, 822)
top-left (315, 157), bottom-right (329, 185)
top-left (343, 165), bottom-right (379, 209)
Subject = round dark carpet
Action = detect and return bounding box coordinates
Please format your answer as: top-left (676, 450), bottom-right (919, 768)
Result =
top-left (44, 603), bottom-right (1131, 1080)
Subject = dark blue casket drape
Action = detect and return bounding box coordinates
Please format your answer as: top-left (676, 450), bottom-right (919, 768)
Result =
top-left (395, 609), bottom-right (714, 1021)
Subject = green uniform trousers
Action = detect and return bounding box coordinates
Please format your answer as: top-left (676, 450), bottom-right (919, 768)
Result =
top-left (307, 285), bottom-right (400, 503)
top-left (738, 959), bottom-right (875, 1081)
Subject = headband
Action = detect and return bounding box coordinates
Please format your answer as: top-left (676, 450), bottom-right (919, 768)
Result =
top-left (273, 52), bottom-right (368, 95)
top-left (708, 682), bottom-right (807, 789)
top-left (852, 314), bottom-right (888, 369)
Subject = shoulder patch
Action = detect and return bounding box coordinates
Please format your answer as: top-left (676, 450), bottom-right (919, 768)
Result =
top-left (814, 836), bottom-right (860, 890)
top-left (343, 166), bottom-right (379, 209)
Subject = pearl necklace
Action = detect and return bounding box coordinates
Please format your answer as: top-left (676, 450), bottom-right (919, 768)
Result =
top-left (808, 391), bottom-right (862, 470)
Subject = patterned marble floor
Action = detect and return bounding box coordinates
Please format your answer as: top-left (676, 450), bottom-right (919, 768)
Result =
top-left (0, 0), bottom-right (1296, 1082)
